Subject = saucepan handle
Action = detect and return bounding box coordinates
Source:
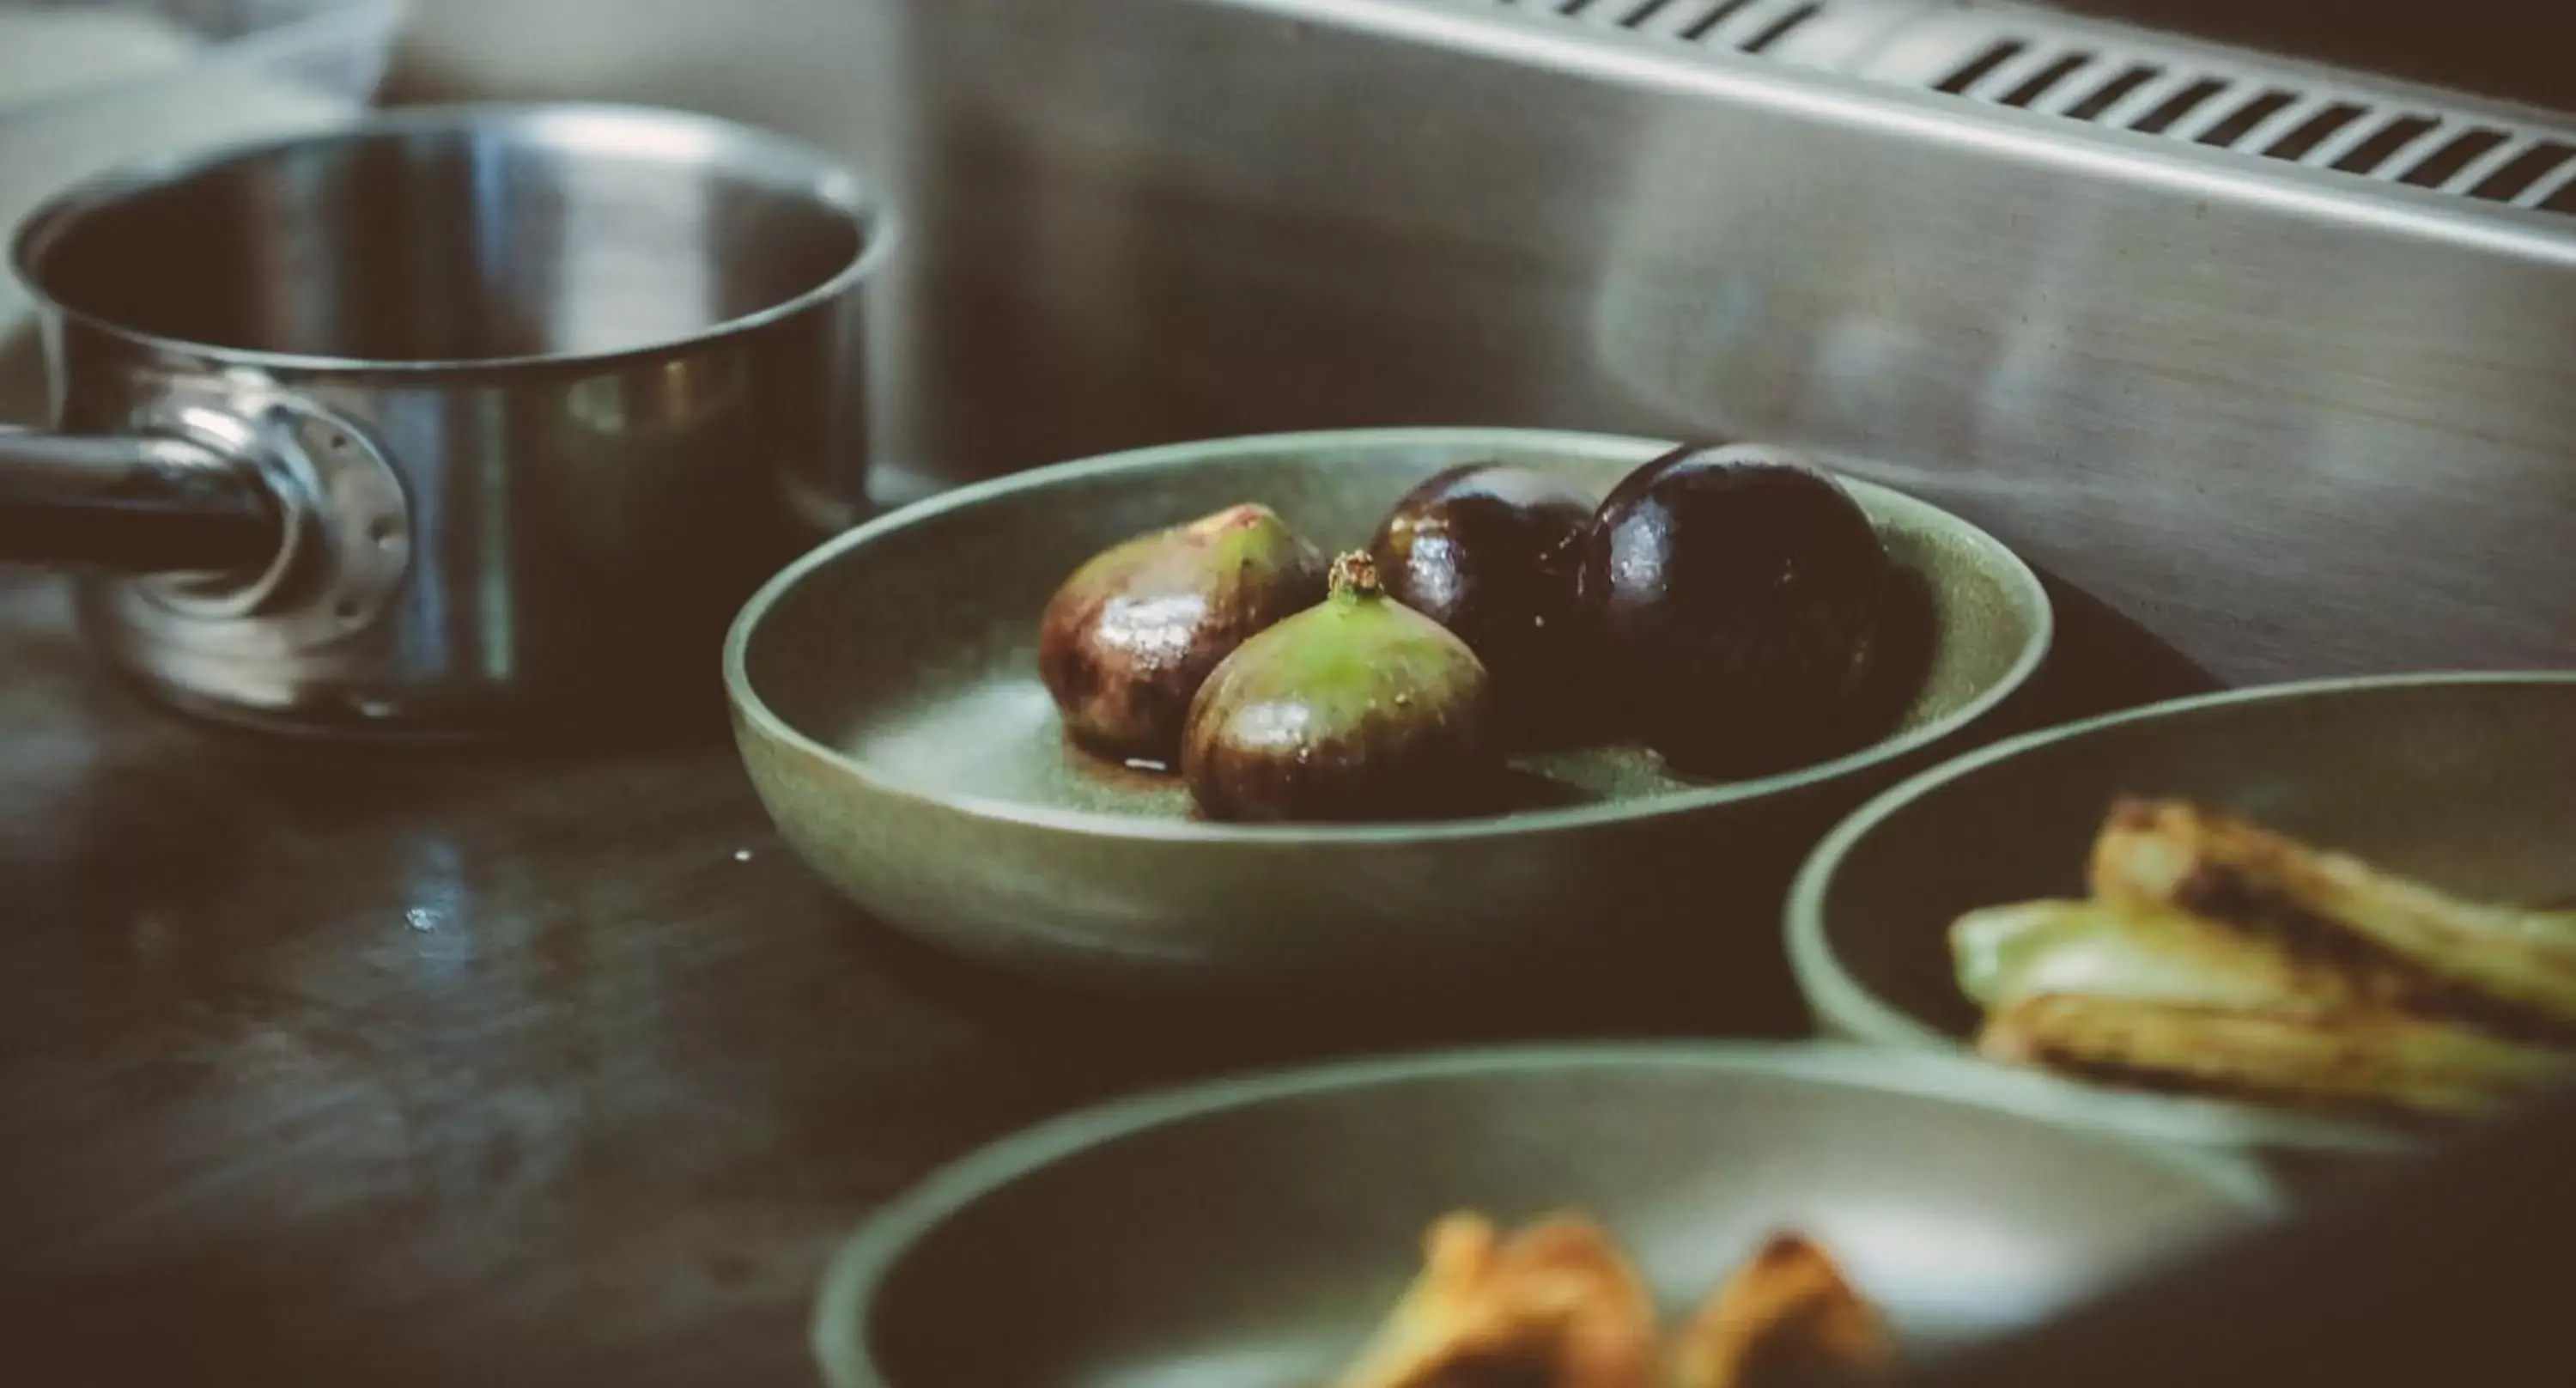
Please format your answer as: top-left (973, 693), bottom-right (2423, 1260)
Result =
top-left (0, 425), bottom-right (291, 575)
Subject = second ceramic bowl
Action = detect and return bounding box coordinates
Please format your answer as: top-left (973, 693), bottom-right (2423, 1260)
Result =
top-left (726, 429), bottom-right (2050, 1001)
top-left (1788, 673), bottom-right (2576, 1182)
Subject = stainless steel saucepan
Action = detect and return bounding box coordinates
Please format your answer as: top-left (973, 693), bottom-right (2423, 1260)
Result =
top-left (1, 103), bottom-right (894, 737)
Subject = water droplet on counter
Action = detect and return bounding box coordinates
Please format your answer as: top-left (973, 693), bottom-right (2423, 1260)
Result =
top-left (404, 907), bottom-right (440, 933)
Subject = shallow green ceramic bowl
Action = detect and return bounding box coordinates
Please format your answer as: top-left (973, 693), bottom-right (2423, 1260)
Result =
top-left (811, 1043), bottom-right (2274, 1388)
top-left (726, 429), bottom-right (2050, 995)
top-left (1788, 673), bottom-right (2576, 1178)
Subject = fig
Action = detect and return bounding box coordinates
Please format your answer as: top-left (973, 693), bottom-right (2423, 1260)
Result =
top-left (1039, 503), bottom-right (1327, 765)
top-left (1577, 443), bottom-right (1900, 779)
top-left (1369, 462), bottom-right (1595, 745)
top-left (1182, 551), bottom-right (1498, 824)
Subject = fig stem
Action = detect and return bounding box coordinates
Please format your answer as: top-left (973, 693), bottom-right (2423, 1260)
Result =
top-left (1327, 551), bottom-right (1382, 602)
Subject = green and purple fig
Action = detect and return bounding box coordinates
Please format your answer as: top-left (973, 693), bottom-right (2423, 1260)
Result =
top-left (1577, 443), bottom-right (1904, 780)
top-left (1182, 551), bottom-right (1500, 824)
top-left (1039, 503), bottom-right (1327, 766)
top-left (1369, 461), bottom-right (1596, 746)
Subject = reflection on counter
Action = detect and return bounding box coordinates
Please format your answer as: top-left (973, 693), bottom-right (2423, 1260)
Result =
top-left (1, 320), bottom-right (43, 425)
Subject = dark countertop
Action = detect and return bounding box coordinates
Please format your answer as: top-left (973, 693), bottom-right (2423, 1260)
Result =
top-left (0, 565), bottom-right (2210, 1387)
top-left (0, 570), bottom-right (1174, 1386)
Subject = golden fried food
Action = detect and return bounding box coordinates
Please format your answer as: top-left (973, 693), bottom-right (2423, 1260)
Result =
top-left (1667, 1232), bottom-right (1896, 1388)
top-left (1334, 1216), bottom-right (1893, 1388)
top-left (1333, 1213), bottom-right (1663, 1388)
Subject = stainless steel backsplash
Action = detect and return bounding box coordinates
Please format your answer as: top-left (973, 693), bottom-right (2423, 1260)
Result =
top-left (397, 0), bottom-right (2576, 686)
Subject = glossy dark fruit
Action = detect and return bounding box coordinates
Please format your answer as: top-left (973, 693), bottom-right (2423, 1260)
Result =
top-left (1182, 551), bottom-right (1499, 824)
top-left (1039, 503), bottom-right (1327, 765)
top-left (1370, 461), bottom-right (1596, 746)
top-left (1577, 444), bottom-right (1902, 779)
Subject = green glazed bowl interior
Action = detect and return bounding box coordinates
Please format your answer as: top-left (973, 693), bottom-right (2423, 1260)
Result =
top-left (729, 429), bottom-right (2049, 843)
top-left (1787, 672), bottom-right (2576, 1166)
top-left (812, 1043), bottom-right (2274, 1388)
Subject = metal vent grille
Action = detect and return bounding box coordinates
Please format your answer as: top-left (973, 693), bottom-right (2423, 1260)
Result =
top-left (1455, 0), bottom-right (2576, 218)
top-left (1491, 0), bottom-right (1833, 57)
top-left (1918, 37), bottom-right (2576, 213)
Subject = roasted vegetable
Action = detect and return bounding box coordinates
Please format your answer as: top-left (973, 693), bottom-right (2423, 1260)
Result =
top-left (1978, 994), bottom-right (2576, 1121)
top-left (1953, 898), bottom-right (2385, 1017)
top-left (2091, 799), bottom-right (2576, 1032)
top-left (1334, 1213), bottom-right (1663, 1388)
top-left (1948, 799), bottom-right (2576, 1119)
top-left (1667, 1232), bottom-right (1897, 1388)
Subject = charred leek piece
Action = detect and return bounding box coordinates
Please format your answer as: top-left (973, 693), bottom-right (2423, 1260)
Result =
top-left (2089, 800), bottom-right (2576, 1028)
top-left (1951, 899), bottom-right (2375, 1015)
top-left (1978, 994), bottom-right (2576, 1119)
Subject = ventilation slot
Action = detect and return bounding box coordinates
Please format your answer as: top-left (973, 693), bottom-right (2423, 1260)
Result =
top-left (2399, 129), bottom-right (2508, 188)
top-left (2193, 89), bottom-right (2297, 147)
top-left (2130, 78), bottom-right (2229, 135)
top-left (1936, 40), bottom-right (2025, 95)
top-left (2537, 166), bottom-right (2576, 214)
top-left (1741, 3), bottom-right (1820, 53)
top-left (2468, 143), bottom-right (2576, 202)
top-left (2262, 103), bottom-right (2366, 160)
top-left (1677, 0), bottom-right (1757, 41)
top-left (1999, 52), bottom-right (2093, 108)
top-left (2063, 64), bottom-right (2159, 121)
top-left (2330, 114), bottom-right (2440, 174)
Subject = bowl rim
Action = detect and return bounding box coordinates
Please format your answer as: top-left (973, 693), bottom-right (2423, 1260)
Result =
top-left (725, 426), bottom-right (2056, 846)
top-left (1783, 669), bottom-right (2576, 1154)
top-left (809, 1039), bottom-right (2280, 1388)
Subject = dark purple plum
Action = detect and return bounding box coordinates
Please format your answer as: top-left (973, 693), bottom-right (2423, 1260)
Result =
top-left (1577, 443), bottom-right (1908, 779)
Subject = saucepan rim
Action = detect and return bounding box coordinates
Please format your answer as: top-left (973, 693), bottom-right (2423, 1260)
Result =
top-left (7, 100), bottom-right (900, 377)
